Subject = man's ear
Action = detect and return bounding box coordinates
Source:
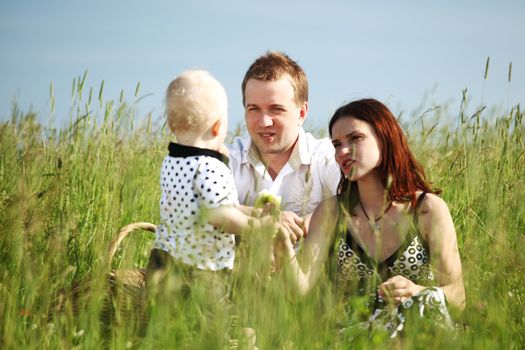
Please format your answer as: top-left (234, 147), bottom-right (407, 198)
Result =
top-left (211, 118), bottom-right (222, 136)
top-left (299, 101), bottom-right (308, 125)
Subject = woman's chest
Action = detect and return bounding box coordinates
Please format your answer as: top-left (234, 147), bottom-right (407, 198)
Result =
top-left (346, 214), bottom-right (413, 262)
top-left (335, 232), bottom-right (434, 285)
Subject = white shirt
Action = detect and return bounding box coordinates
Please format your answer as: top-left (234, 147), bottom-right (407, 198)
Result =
top-left (153, 143), bottom-right (239, 271)
top-left (227, 128), bottom-right (340, 217)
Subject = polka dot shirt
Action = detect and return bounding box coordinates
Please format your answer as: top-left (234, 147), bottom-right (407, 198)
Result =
top-left (153, 142), bottom-right (239, 271)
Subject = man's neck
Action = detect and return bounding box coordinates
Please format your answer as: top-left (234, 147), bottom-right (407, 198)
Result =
top-left (263, 150), bottom-right (293, 180)
top-left (257, 137), bottom-right (299, 180)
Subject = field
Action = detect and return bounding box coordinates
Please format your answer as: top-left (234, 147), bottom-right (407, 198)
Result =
top-left (1, 80), bottom-right (524, 349)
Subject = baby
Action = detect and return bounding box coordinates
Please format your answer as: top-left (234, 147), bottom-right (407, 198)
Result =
top-left (148, 70), bottom-right (278, 286)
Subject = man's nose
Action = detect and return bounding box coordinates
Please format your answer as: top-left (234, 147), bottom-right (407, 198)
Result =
top-left (260, 113), bottom-right (273, 127)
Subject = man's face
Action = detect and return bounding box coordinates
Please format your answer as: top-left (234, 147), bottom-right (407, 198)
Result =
top-left (244, 77), bottom-right (307, 159)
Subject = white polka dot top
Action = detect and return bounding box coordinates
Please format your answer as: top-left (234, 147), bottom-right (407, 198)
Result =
top-left (152, 142), bottom-right (239, 271)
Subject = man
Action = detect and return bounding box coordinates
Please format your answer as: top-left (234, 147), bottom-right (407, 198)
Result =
top-left (228, 51), bottom-right (340, 241)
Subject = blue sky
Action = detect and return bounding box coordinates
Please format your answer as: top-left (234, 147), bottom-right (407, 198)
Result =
top-left (1, 0), bottom-right (524, 132)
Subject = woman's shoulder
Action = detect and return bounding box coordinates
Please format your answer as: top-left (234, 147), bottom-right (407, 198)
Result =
top-left (310, 196), bottom-right (341, 230)
top-left (313, 196), bottom-right (339, 216)
top-left (416, 191), bottom-right (449, 215)
top-left (415, 191), bottom-right (452, 239)
top-left (307, 196), bottom-right (341, 246)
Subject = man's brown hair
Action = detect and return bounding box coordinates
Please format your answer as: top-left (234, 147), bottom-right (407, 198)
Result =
top-left (241, 51), bottom-right (308, 107)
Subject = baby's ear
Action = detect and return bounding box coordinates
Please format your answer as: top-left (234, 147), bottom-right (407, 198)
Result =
top-left (211, 118), bottom-right (222, 136)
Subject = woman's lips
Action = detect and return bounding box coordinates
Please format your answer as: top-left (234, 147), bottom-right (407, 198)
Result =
top-left (340, 158), bottom-right (354, 173)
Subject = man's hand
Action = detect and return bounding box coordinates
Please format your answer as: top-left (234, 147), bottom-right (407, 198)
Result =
top-left (280, 211), bottom-right (307, 245)
top-left (253, 190), bottom-right (307, 244)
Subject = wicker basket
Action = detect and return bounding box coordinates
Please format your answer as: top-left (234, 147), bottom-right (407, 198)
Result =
top-left (51, 222), bottom-right (157, 324)
top-left (102, 222), bottom-right (157, 332)
top-left (107, 222), bottom-right (157, 289)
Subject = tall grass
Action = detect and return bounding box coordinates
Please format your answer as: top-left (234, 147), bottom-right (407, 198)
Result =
top-left (1, 78), bottom-right (524, 349)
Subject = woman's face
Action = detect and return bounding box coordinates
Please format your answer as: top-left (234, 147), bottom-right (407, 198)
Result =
top-left (331, 116), bottom-right (381, 181)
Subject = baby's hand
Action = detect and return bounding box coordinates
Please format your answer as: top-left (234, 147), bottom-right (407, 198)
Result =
top-left (254, 190), bottom-right (306, 244)
top-left (261, 202), bottom-right (276, 217)
top-left (254, 190), bottom-right (282, 218)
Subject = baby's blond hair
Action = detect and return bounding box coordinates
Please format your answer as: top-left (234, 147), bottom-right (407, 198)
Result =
top-left (166, 70), bottom-right (227, 133)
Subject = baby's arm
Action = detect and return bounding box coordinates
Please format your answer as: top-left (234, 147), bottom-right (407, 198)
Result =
top-left (235, 204), bottom-right (305, 244)
top-left (206, 205), bottom-right (279, 236)
top-left (236, 204), bottom-right (264, 218)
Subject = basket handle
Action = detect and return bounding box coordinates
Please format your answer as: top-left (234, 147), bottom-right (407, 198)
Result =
top-left (107, 222), bottom-right (157, 264)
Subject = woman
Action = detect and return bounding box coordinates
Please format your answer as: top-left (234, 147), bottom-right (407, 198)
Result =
top-left (274, 98), bottom-right (465, 337)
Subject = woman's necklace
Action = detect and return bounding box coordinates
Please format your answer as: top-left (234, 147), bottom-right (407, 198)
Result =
top-left (358, 198), bottom-right (393, 231)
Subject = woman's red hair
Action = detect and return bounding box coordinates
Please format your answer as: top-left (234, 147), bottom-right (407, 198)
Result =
top-left (329, 98), bottom-right (440, 206)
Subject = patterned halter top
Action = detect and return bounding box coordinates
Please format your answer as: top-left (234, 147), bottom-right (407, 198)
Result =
top-left (334, 192), bottom-right (435, 308)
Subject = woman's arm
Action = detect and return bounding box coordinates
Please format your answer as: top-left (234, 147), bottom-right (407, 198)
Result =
top-left (274, 197), bottom-right (339, 296)
top-left (419, 193), bottom-right (466, 310)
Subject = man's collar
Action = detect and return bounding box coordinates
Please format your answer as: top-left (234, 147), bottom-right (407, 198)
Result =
top-left (290, 127), bottom-right (312, 168)
top-left (168, 142), bottom-right (229, 165)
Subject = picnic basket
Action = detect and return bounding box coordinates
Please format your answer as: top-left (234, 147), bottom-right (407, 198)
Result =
top-left (51, 222), bottom-right (157, 325)
top-left (107, 221), bottom-right (157, 289)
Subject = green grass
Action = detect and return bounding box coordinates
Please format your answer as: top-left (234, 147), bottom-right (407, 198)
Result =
top-left (1, 81), bottom-right (524, 349)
